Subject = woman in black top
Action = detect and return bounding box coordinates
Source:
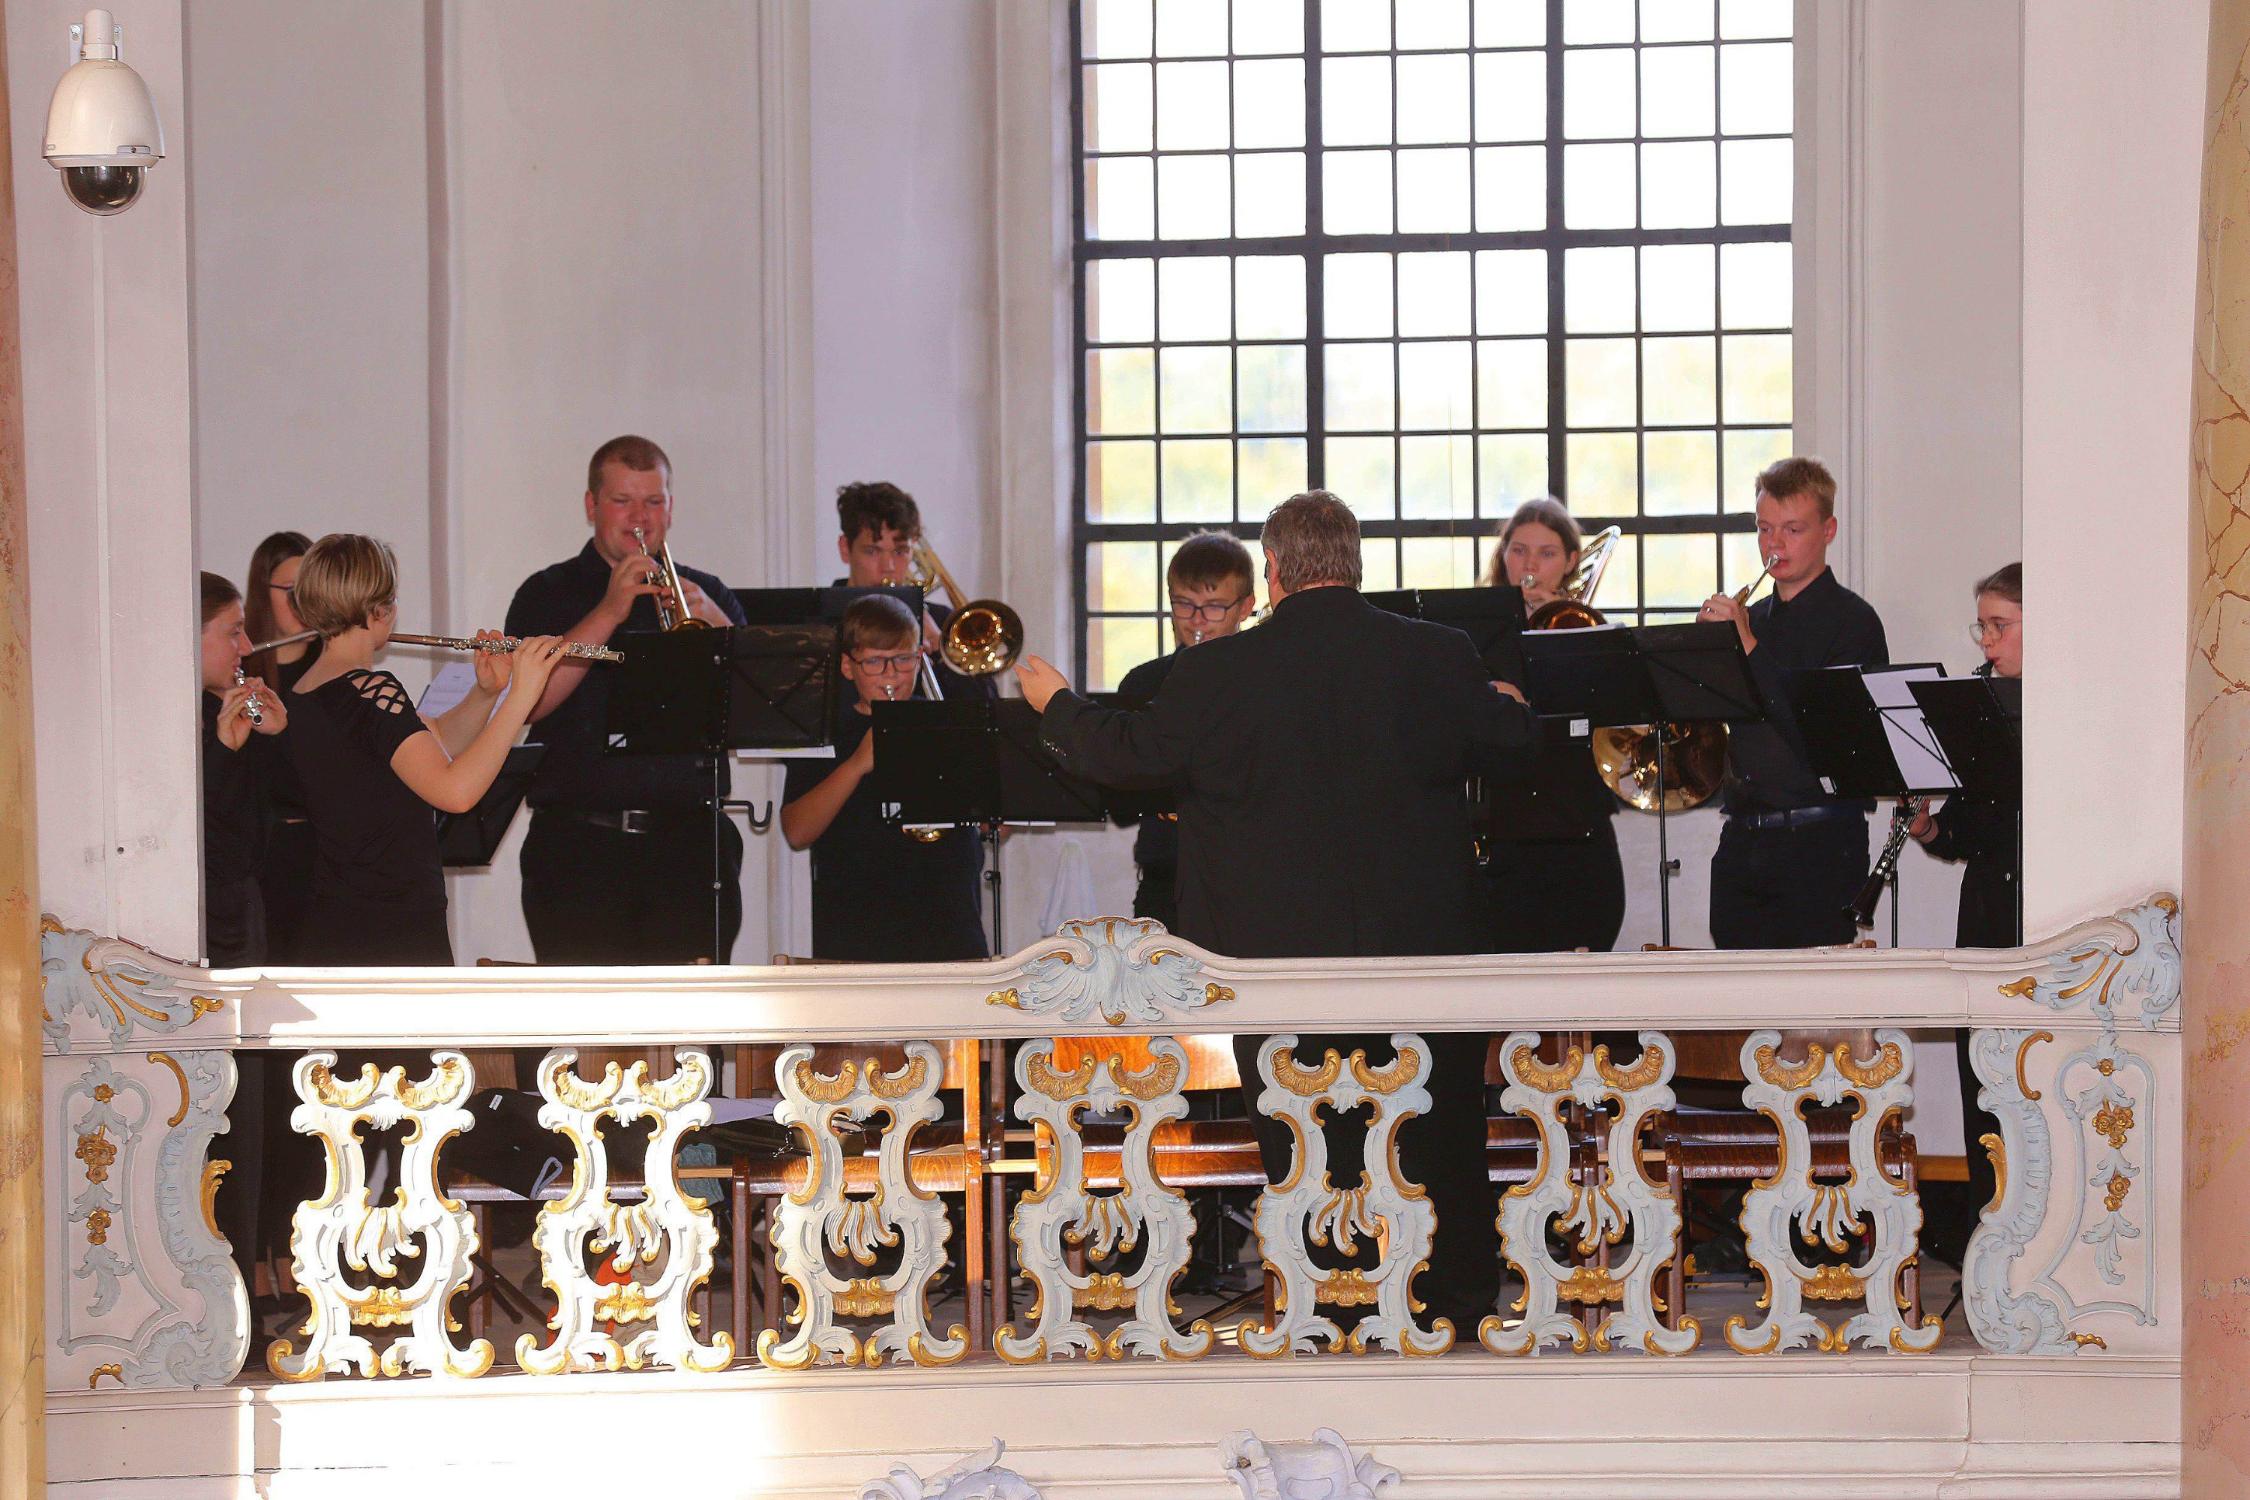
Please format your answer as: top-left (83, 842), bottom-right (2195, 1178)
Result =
top-left (780, 595), bottom-right (988, 963)
top-left (243, 531), bottom-right (320, 962)
top-left (198, 573), bottom-right (288, 965)
top-left (1478, 499), bottom-right (1627, 954)
top-left (1910, 562), bottom-right (2022, 1266)
top-left (285, 534), bottom-right (567, 966)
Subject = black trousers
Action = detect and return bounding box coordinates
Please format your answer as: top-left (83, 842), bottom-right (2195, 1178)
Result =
top-left (206, 876), bottom-right (267, 968)
top-left (1709, 815), bottom-right (1869, 950)
top-left (1133, 869), bottom-right (1178, 931)
top-left (1481, 824), bottom-right (1626, 954)
top-left (1232, 1030), bottom-right (1497, 1333)
top-left (521, 810), bottom-right (744, 964)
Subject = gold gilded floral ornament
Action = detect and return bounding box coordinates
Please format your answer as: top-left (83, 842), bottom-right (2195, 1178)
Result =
top-left (998, 1038), bottom-right (1214, 1362)
top-left (760, 1043), bottom-right (966, 1369)
top-left (1239, 1033), bottom-right (1447, 1358)
top-left (1724, 1029), bottom-right (1940, 1355)
top-left (266, 1051), bottom-right (492, 1381)
top-left (985, 916), bottom-right (1234, 1027)
top-left (518, 1049), bottom-right (731, 1375)
top-left (1483, 1030), bottom-right (1697, 1356)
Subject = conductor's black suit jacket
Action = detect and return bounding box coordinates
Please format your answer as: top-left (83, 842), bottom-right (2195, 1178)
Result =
top-left (1040, 585), bottom-right (1537, 960)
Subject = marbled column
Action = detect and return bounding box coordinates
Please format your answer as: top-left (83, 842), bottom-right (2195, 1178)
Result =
top-left (2187, 2), bottom-right (2250, 1489)
top-left (0, 11), bottom-right (44, 1499)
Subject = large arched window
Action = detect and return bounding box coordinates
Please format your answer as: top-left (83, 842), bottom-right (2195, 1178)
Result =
top-left (1072, 0), bottom-right (1794, 687)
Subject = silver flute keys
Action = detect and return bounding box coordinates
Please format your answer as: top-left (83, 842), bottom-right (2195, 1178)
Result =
top-left (389, 632), bottom-right (624, 663)
top-left (233, 664), bottom-right (264, 727)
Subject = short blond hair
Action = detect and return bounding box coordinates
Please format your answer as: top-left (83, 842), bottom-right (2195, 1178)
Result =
top-left (294, 533), bottom-right (399, 637)
top-left (1262, 490), bottom-right (1362, 591)
top-left (1755, 456), bottom-right (1838, 520)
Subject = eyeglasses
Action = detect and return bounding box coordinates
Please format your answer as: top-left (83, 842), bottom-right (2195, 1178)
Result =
top-left (1169, 594), bottom-right (1250, 624)
top-left (1965, 618), bottom-right (2019, 646)
top-left (850, 650), bottom-right (925, 675)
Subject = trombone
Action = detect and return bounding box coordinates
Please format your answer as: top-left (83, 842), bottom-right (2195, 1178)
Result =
top-left (908, 539), bottom-right (1023, 677)
top-left (632, 526), bottom-right (710, 631)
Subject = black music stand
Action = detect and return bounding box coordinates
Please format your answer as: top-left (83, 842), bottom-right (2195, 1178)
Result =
top-left (437, 744), bottom-right (547, 867)
top-left (1519, 622), bottom-right (1764, 946)
top-left (1791, 665), bottom-right (1959, 944)
top-left (1369, 585), bottom-right (1529, 682)
top-left (869, 698), bottom-right (1109, 954)
top-left (605, 625), bottom-right (839, 960)
top-left (1913, 674), bottom-right (2025, 937)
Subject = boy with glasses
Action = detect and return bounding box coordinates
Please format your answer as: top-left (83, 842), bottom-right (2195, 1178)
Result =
top-left (779, 596), bottom-right (988, 962)
top-left (1113, 530), bottom-right (1257, 929)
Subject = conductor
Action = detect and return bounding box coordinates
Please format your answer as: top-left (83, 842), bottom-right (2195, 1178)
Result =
top-left (1016, 490), bottom-right (1537, 1336)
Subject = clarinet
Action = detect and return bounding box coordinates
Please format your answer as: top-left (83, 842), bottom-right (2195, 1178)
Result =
top-left (1847, 801), bottom-right (1915, 930)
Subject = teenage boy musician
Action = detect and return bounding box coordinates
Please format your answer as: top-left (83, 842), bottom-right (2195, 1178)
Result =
top-left (832, 480), bottom-right (995, 703)
top-left (779, 596), bottom-right (989, 963)
top-left (1112, 530), bottom-right (1258, 930)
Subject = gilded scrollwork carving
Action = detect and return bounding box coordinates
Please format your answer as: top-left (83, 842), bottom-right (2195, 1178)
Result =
top-left (1482, 1030), bottom-right (1696, 1357)
top-left (760, 1042), bottom-right (966, 1369)
top-left (518, 1048), bottom-right (730, 1375)
top-left (985, 917), bottom-right (1233, 1027)
top-left (1997, 895), bottom-right (2181, 1032)
top-left (53, 1051), bottom-right (248, 1389)
top-left (1239, 1034), bottom-right (1446, 1358)
top-left (265, 1051), bottom-right (491, 1381)
top-left (1724, 1029), bottom-right (1940, 1356)
top-left (39, 919), bottom-right (238, 1054)
top-left (997, 1038), bottom-right (1213, 1363)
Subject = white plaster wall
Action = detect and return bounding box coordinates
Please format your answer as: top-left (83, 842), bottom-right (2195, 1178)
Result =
top-left (2019, 0), bottom-right (2201, 936)
top-left (442, 0), bottom-right (771, 962)
top-left (9, 0), bottom-right (201, 959)
top-left (185, 0), bottom-right (432, 634)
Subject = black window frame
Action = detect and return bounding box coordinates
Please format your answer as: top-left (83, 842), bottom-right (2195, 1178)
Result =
top-left (1069, 0), bottom-right (1794, 687)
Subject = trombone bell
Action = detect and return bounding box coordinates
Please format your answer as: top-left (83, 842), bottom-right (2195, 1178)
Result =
top-left (909, 539), bottom-right (1024, 677)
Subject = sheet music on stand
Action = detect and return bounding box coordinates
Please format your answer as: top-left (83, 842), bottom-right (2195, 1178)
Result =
top-left (1790, 663), bottom-right (1960, 800)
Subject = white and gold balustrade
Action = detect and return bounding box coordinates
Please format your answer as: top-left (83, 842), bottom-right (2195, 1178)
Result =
top-left (35, 901), bottom-right (2183, 1492)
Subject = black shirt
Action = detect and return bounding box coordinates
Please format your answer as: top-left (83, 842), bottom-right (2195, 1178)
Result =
top-left (1723, 567), bottom-right (1890, 816)
top-left (1114, 652), bottom-right (1180, 874)
top-left (284, 669), bottom-right (446, 915)
top-left (1924, 785), bottom-right (2021, 947)
top-left (1043, 586), bottom-right (1536, 959)
top-left (781, 699), bottom-right (989, 963)
top-left (264, 644), bottom-right (320, 820)
top-left (506, 541), bottom-right (748, 811)
top-left (200, 692), bottom-right (267, 886)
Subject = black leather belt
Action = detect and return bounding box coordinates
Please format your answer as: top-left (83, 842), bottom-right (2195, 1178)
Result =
top-left (1728, 804), bottom-right (1863, 832)
top-left (538, 806), bottom-right (691, 835)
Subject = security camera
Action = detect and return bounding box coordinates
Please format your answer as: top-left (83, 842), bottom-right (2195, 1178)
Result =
top-left (44, 9), bottom-right (164, 217)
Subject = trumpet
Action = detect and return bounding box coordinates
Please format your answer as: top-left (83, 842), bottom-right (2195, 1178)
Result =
top-left (390, 632), bottom-right (624, 663)
top-left (632, 526), bottom-right (710, 631)
top-left (908, 539), bottom-right (1023, 676)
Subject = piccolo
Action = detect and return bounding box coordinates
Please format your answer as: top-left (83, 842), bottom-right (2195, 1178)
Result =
top-left (391, 632), bottom-right (624, 663)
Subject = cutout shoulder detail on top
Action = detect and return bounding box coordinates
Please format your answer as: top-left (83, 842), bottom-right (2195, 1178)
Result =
top-left (344, 668), bottom-right (415, 717)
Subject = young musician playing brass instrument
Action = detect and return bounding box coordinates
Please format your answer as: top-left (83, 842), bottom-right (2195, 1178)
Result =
top-left (833, 480), bottom-right (996, 702)
top-left (286, 533), bottom-right (566, 965)
top-left (1478, 499), bottom-right (1626, 954)
top-left (1113, 530), bottom-right (1258, 931)
top-left (780, 596), bottom-right (988, 963)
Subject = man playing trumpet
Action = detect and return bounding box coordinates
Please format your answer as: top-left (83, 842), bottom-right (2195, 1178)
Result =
top-left (505, 434), bottom-right (749, 964)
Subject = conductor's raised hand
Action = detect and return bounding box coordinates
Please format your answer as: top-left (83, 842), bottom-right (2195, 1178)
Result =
top-left (506, 635), bottom-right (570, 702)
top-left (471, 628), bottom-right (512, 694)
top-left (1015, 655), bottom-right (1069, 713)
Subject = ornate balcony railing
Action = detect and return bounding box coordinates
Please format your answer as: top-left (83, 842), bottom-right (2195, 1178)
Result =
top-left (37, 898), bottom-right (2183, 1496)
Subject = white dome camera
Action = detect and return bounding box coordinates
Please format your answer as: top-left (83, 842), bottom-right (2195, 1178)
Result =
top-left (44, 8), bottom-right (164, 216)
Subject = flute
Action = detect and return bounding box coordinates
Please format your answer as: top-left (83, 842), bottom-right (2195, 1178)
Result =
top-left (244, 628), bottom-right (319, 655)
top-left (390, 632), bottom-right (624, 664)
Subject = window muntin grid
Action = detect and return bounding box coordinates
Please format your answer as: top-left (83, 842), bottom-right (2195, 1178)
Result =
top-left (1073, 0), bottom-right (1794, 691)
